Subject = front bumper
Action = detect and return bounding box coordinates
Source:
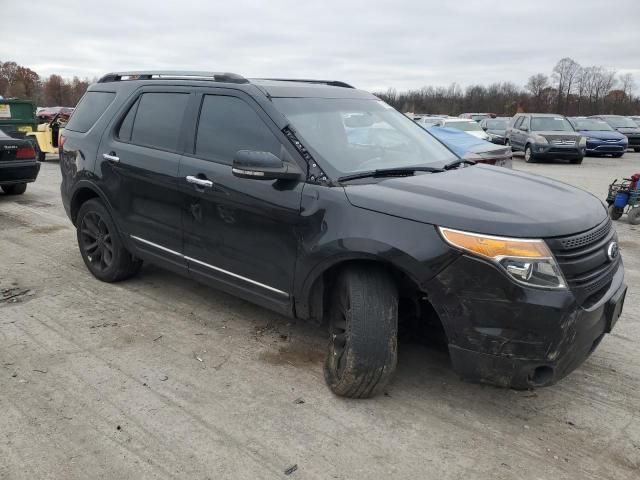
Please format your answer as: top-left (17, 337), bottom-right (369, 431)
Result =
top-left (586, 140), bottom-right (627, 154)
top-left (532, 143), bottom-right (585, 158)
top-left (427, 255), bottom-right (626, 389)
top-left (624, 134), bottom-right (640, 148)
top-left (0, 159), bottom-right (41, 185)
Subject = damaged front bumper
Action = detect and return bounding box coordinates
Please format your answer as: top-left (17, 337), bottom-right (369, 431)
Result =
top-left (427, 255), bottom-right (626, 389)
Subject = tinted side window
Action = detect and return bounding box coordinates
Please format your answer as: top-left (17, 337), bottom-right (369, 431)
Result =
top-left (512, 116), bottom-right (523, 129)
top-left (130, 93), bottom-right (189, 151)
top-left (196, 95), bottom-right (281, 165)
top-left (65, 91), bottom-right (116, 133)
top-left (117, 98), bottom-right (140, 141)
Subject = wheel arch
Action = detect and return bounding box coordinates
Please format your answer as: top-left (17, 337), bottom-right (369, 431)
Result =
top-left (295, 253), bottom-right (424, 323)
top-left (69, 181), bottom-right (114, 226)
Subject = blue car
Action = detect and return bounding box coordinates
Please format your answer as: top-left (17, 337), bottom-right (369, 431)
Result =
top-left (570, 118), bottom-right (628, 157)
top-left (426, 126), bottom-right (512, 168)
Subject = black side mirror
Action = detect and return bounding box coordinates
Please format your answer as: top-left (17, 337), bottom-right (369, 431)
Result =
top-left (232, 150), bottom-right (302, 181)
top-left (482, 125), bottom-right (488, 131)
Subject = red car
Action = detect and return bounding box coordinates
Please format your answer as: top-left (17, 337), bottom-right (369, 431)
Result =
top-left (37, 106), bottom-right (74, 123)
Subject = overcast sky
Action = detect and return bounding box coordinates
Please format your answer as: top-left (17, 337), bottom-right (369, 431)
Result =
top-left (1, 0), bottom-right (639, 92)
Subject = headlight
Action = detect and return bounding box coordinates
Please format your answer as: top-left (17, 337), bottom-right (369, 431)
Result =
top-left (579, 137), bottom-right (587, 147)
top-left (439, 227), bottom-right (566, 289)
top-left (586, 137), bottom-right (598, 142)
top-left (533, 135), bottom-right (548, 144)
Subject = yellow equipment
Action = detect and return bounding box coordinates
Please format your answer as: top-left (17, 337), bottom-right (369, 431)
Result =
top-left (26, 114), bottom-right (66, 161)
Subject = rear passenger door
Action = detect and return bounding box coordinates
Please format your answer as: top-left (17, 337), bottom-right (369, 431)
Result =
top-left (178, 90), bottom-right (305, 314)
top-left (99, 88), bottom-right (191, 273)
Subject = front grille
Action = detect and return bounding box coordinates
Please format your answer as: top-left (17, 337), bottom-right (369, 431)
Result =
top-left (546, 219), bottom-right (619, 305)
top-left (551, 139), bottom-right (576, 146)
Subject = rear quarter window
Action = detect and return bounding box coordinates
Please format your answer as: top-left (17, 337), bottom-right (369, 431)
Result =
top-left (65, 91), bottom-right (116, 133)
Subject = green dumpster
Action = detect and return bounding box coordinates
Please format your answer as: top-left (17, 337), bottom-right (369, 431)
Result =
top-left (0, 99), bottom-right (37, 138)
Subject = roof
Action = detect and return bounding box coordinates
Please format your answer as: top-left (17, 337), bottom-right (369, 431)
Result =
top-left (95, 70), bottom-right (373, 100)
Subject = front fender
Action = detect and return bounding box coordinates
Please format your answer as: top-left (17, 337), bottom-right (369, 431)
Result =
top-left (293, 185), bottom-right (459, 320)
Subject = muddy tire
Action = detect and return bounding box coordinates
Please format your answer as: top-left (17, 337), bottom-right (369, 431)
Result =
top-left (324, 265), bottom-right (398, 398)
top-left (76, 198), bottom-right (142, 282)
top-left (628, 207), bottom-right (640, 225)
top-left (2, 183), bottom-right (27, 195)
top-left (609, 205), bottom-right (624, 221)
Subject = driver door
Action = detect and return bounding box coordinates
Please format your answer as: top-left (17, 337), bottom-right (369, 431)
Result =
top-left (178, 91), bottom-right (306, 314)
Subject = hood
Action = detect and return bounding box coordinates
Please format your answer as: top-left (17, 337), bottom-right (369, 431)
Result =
top-left (343, 164), bottom-right (607, 238)
top-left (467, 130), bottom-right (490, 140)
top-left (614, 127), bottom-right (640, 135)
top-left (579, 130), bottom-right (627, 140)
top-left (535, 131), bottom-right (581, 140)
top-left (487, 129), bottom-right (506, 136)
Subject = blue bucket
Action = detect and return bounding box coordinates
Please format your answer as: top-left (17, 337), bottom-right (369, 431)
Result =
top-left (614, 192), bottom-right (629, 208)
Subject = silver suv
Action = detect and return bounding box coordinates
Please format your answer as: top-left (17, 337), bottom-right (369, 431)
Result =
top-left (506, 113), bottom-right (586, 164)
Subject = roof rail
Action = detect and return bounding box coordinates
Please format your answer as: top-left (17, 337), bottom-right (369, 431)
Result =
top-left (97, 71), bottom-right (249, 84)
top-left (255, 78), bottom-right (355, 89)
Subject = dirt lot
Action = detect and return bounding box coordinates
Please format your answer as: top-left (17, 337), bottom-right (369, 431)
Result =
top-left (1, 153), bottom-right (639, 480)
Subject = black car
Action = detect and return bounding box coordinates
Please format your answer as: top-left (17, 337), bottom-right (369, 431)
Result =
top-left (506, 113), bottom-right (586, 163)
top-left (479, 117), bottom-right (510, 144)
top-left (60, 71), bottom-right (626, 398)
top-left (0, 128), bottom-right (40, 195)
top-left (589, 115), bottom-right (640, 152)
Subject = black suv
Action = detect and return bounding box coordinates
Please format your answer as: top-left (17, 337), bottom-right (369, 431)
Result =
top-left (506, 113), bottom-right (586, 163)
top-left (60, 71), bottom-right (626, 398)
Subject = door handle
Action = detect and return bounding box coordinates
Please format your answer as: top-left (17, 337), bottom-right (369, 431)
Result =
top-left (103, 153), bottom-right (120, 162)
top-left (186, 175), bottom-right (213, 188)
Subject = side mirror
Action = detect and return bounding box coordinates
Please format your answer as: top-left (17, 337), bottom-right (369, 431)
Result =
top-left (482, 125), bottom-right (488, 131)
top-left (232, 150), bottom-right (302, 181)
top-left (521, 126), bottom-right (529, 132)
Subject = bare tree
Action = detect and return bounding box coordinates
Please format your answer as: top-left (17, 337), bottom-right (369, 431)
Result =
top-left (552, 57), bottom-right (582, 113)
top-left (526, 74), bottom-right (549, 111)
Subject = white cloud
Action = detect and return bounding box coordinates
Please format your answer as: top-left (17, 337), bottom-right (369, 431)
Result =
top-left (1, 0), bottom-right (638, 91)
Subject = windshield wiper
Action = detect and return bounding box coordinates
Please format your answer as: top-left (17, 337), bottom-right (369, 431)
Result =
top-left (338, 166), bottom-right (445, 182)
top-left (444, 159), bottom-right (477, 170)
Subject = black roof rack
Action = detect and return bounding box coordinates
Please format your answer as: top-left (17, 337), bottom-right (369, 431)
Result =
top-left (255, 78), bottom-right (354, 89)
top-left (98, 71), bottom-right (248, 84)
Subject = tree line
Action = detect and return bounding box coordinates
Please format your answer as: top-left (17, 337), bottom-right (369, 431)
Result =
top-left (0, 60), bottom-right (91, 107)
top-left (2, 57), bottom-right (638, 116)
top-left (375, 58), bottom-right (639, 117)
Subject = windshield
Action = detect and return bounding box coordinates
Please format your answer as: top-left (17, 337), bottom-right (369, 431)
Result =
top-left (444, 121), bottom-right (482, 132)
top-left (273, 98), bottom-right (457, 177)
top-left (531, 116), bottom-right (574, 132)
top-left (471, 114), bottom-right (489, 121)
top-left (604, 117), bottom-right (637, 128)
top-left (485, 119), bottom-right (507, 129)
top-left (575, 119), bottom-right (613, 131)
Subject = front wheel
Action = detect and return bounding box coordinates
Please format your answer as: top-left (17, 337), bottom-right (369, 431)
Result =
top-left (324, 265), bottom-right (398, 398)
top-left (609, 205), bottom-right (624, 221)
top-left (1, 183), bottom-right (27, 195)
top-left (570, 157), bottom-right (584, 164)
top-left (524, 145), bottom-right (536, 163)
top-left (634, 147), bottom-right (640, 153)
top-left (76, 198), bottom-right (142, 282)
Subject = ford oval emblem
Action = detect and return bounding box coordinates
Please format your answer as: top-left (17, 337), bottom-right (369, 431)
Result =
top-left (607, 242), bottom-right (619, 262)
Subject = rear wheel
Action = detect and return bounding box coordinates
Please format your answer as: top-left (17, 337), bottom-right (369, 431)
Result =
top-left (612, 153), bottom-right (624, 158)
top-left (524, 145), bottom-right (536, 163)
top-left (628, 207), bottom-right (640, 225)
top-left (324, 265), bottom-right (398, 398)
top-left (609, 205), bottom-right (624, 221)
top-left (634, 147), bottom-right (640, 152)
top-left (1, 183), bottom-right (27, 195)
top-left (76, 198), bottom-right (142, 282)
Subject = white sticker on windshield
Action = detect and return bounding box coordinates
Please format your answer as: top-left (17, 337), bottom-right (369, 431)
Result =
top-left (377, 100), bottom-right (394, 110)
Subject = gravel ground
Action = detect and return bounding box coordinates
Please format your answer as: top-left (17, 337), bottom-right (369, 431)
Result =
top-left (1, 153), bottom-right (639, 480)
